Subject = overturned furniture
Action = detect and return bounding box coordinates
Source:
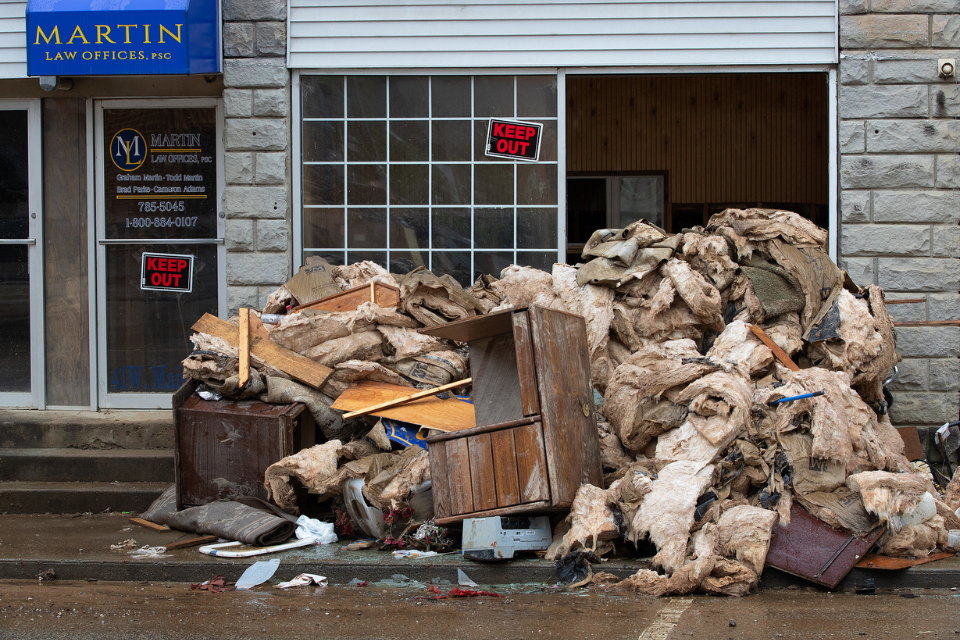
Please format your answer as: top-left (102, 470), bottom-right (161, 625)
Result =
top-left (173, 380), bottom-right (316, 508)
top-left (421, 306), bottom-right (603, 524)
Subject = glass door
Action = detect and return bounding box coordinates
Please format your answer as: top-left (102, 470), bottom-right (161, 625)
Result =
top-left (95, 99), bottom-right (224, 409)
top-left (0, 101), bottom-right (43, 408)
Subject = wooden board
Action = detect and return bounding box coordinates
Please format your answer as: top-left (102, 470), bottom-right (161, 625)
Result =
top-left (514, 421), bottom-right (550, 503)
top-left (129, 517), bottom-right (169, 532)
top-left (291, 281), bottom-right (400, 313)
top-left (491, 428), bottom-right (521, 507)
top-left (239, 309), bottom-right (250, 388)
top-left (340, 379), bottom-right (470, 419)
top-left (529, 306), bottom-right (603, 506)
top-left (748, 324), bottom-right (800, 372)
top-left (855, 552), bottom-right (954, 570)
top-left (164, 535), bottom-right (219, 551)
top-left (191, 313), bottom-right (333, 389)
top-left (469, 333), bottom-right (525, 428)
top-left (428, 440), bottom-right (452, 519)
top-left (512, 312), bottom-right (541, 417)
top-left (445, 438), bottom-right (474, 517)
top-left (331, 380), bottom-right (475, 431)
top-left (433, 501), bottom-right (553, 526)
top-left (468, 433), bottom-right (498, 512)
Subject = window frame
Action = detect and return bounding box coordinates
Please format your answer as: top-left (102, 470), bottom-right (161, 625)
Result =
top-left (293, 70), bottom-right (565, 283)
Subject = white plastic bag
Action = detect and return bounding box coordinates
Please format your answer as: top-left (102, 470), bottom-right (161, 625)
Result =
top-left (295, 515), bottom-right (338, 544)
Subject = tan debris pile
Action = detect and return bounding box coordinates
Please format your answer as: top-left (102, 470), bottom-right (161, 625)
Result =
top-left (519, 209), bottom-right (951, 597)
top-left (181, 208), bottom-right (954, 596)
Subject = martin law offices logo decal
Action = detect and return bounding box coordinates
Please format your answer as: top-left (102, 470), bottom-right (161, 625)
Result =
top-left (111, 128), bottom-right (147, 171)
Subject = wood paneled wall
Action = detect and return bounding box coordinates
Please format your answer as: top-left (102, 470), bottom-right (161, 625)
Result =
top-left (43, 98), bottom-right (89, 407)
top-left (567, 73), bottom-right (828, 206)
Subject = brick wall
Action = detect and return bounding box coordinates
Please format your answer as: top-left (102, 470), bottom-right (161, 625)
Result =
top-left (838, 0), bottom-right (960, 435)
top-left (221, 0), bottom-right (292, 314)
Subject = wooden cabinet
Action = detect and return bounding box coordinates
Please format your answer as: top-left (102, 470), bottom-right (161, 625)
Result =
top-left (172, 381), bottom-right (316, 508)
top-left (422, 306), bottom-right (602, 525)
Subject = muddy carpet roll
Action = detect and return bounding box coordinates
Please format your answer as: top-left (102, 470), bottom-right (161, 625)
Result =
top-left (141, 485), bottom-right (296, 547)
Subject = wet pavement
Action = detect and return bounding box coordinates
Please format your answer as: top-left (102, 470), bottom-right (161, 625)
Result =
top-left (0, 580), bottom-right (958, 640)
top-left (1, 512), bottom-right (959, 594)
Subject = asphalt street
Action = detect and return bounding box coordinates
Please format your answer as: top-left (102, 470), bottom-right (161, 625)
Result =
top-left (0, 580), bottom-right (958, 640)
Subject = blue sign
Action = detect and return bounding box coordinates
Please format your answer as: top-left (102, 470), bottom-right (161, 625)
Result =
top-left (26, 0), bottom-right (219, 76)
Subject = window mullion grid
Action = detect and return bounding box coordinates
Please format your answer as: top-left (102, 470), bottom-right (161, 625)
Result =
top-left (513, 75), bottom-right (518, 268)
top-left (342, 76), bottom-right (349, 266)
top-left (428, 77), bottom-right (433, 274)
top-left (385, 77), bottom-right (391, 272)
top-left (470, 75), bottom-right (475, 283)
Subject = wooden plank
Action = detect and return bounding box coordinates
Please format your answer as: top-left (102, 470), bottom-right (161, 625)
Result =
top-left (490, 428), bottom-right (521, 508)
top-left (885, 298), bottom-right (925, 305)
top-left (290, 281), bottom-right (400, 313)
top-left (164, 535), bottom-right (219, 550)
top-left (468, 433), bottom-right (498, 512)
top-left (514, 421), bottom-right (550, 503)
top-left (747, 324), bottom-right (800, 372)
top-left (238, 308), bottom-right (250, 389)
top-left (469, 334), bottom-right (525, 428)
top-left (433, 501), bottom-right (553, 526)
top-left (42, 98), bottom-right (89, 406)
top-left (512, 311), bottom-right (541, 416)
top-left (445, 438), bottom-right (474, 517)
top-left (428, 442), bottom-right (453, 520)
top-left (331, 380), bottom-right (475, 431)
top-left (424, 416), bottom-right (537, 443)
top-left (191, 313), bottom-right (333, 389)
top-left (855, 552), bottom-right (954, 570)
top-left (529, 307), bottom-right (603, 506)
top-left (129, 517), bottom-right (169, 532)
top-left (339, 378), bottom-right (472, 419)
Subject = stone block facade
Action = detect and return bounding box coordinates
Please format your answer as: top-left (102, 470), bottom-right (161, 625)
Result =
top-left (839, 0), bottom-right (960, 435)
top-left (221, 0), bottom-right (291, 314)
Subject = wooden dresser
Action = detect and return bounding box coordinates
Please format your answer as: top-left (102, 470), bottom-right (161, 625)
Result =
top-left (421, 306), bottom-right (602, 525)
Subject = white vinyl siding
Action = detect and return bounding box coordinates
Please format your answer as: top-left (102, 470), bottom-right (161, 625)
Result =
top-left (289, 0), bottom-right (838, 70)
top-left (0, 1), bottom-right (25, 79)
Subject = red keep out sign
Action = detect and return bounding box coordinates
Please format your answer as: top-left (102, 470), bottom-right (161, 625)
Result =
top-left (485, 118), bottom-right (543, 162)
top-left (141, 252), bottom-right (194, 293)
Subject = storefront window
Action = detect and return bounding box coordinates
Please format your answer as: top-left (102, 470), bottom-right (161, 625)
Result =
top-left (300, 75), bottom-right (559, 285)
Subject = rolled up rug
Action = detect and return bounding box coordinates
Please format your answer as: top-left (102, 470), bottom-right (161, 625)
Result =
top-left (140, 486), bottom-right (296, 547)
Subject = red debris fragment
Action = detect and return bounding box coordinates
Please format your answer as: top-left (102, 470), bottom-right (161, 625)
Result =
top-left (421, 586), bottom-right (503, 599)
top-left (190, 576), bottom-right (229, 592)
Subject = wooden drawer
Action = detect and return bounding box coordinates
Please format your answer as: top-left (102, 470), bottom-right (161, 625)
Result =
top-left (428, 419), bottom-right (551, 524)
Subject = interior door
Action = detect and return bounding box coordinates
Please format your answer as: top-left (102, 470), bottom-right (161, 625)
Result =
top-left (0, 101), bottom-right (43, 408)
top-left (95, 99), bottom-right (224, 409)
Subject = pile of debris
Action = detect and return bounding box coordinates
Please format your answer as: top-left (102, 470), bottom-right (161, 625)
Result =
top-left (181, 207), bottom-right (960, 596)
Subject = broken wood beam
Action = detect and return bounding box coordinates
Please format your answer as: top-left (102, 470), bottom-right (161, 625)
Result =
top-left (129, 517), bottom-right (169, 532)
top-left (164, 535), bottom-right (219, 551)
top-left (290, 281), bottom-right (401, 314)
top-left (191, 313), bottom-right (334, 389)
top-left (747, 324), bottom-right (800, 372)
top-left (238, 308), bottom-right (250, 389)
top-left (340, 378), bottom-right (472, 419)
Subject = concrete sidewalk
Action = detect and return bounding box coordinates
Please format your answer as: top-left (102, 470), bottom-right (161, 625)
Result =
top-left (1, 512), bottom-right (958, 591)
